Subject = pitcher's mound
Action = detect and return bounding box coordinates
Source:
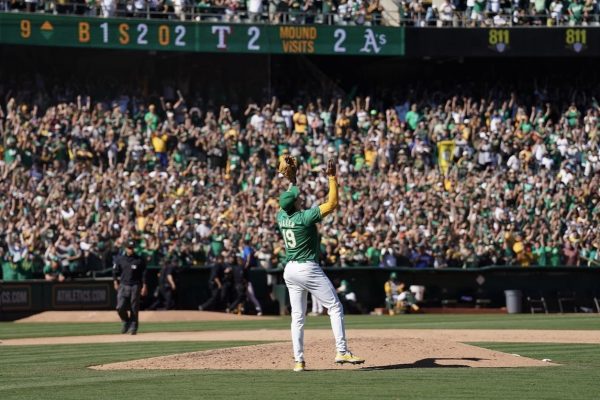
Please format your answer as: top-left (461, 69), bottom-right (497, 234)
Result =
top-left (91, 338), bottom-right (554, 371)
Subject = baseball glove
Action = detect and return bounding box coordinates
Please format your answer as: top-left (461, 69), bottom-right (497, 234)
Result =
top-left (279, 155), bottom-right (298, 184)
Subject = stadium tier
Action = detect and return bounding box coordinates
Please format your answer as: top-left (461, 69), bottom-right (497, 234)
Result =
top-left (0, 54), bottom-right (598, 282)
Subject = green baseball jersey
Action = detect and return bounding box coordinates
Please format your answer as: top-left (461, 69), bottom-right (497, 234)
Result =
top-left (276, 207), bottom-right (322, 263)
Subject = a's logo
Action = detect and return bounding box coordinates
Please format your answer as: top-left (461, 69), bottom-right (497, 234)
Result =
top-left (132, 264), bottom-right (137, 270)
top-left (359, 29), bottom-right (387, 54)
top-left (488, 29), bottom-right (510, 53)
top-left (565, 29), bottom-right (587, 53)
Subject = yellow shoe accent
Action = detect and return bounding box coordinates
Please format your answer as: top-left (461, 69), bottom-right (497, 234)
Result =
top-left (293, 361), bottom-right (306, 372)
top-left (335, 352), bottom-right (365, 364)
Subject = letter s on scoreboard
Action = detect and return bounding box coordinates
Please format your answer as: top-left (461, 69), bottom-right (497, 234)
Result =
top-left (119, 23), bottom-right (130, 45)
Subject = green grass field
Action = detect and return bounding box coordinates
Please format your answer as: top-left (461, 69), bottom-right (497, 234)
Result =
top-left (1, 314), bottom-right (598, 340)
top-left (1, 315), bottom-right (599, 400)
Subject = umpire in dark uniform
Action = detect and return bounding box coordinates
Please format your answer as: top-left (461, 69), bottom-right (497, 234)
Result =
top-left (113, 240), bottom-right (148, 335)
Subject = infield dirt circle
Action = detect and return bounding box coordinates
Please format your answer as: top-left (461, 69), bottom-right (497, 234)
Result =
top-left (6, 311), bottom-right (593, 371)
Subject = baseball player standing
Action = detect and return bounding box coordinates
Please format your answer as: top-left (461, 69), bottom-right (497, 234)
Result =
top-left (277, 157), bottom-right (364, 372)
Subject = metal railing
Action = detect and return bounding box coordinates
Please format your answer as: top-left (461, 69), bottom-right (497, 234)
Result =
top-left (1, 0), bottom-right (599, 27)
top-left (399, 9), bottom-right (600, 27)
top-left (0, 0), bottom-right (390, 26)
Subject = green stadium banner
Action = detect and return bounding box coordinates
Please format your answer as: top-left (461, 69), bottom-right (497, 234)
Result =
top-left (0, 13), bottom-right (404, 56)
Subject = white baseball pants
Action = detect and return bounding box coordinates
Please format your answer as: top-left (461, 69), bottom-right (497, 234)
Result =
top-left (311, 294), bottom-right (324, 314)
top-left (284, 261), bottom-right (348, 362)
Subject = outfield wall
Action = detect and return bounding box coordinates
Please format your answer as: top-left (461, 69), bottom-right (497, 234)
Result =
top-left (2, 267), bottom-right (599, 319)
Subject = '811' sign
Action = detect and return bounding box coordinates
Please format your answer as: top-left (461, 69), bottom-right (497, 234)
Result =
top-left (565, 29), bottom-right (587, 53)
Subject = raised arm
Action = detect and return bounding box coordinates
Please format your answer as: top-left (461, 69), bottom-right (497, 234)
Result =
top-left (318, 159), bottom-right (338, 218)
top-left (174, 90), bottom-right (185, 109)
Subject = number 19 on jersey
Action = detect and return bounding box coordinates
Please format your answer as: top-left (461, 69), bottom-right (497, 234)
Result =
top-left (282, 229), bottom-right (297, 249)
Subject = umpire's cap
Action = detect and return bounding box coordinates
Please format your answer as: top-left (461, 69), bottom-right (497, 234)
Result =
top-left (279, 186), bottom-right (300, 214)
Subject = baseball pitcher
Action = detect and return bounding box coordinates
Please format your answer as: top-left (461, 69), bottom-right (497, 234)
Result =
top-left (277, 157), bottom-right (364, 372)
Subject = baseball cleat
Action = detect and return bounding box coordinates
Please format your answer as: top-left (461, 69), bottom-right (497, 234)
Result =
top-left (335, 352), bottom-right (365, 365)
top-left (293, 361), bottom-right (306, 372)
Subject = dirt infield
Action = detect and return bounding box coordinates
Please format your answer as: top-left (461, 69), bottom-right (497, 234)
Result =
top-left (3, 328), bottom-right (599, 346)
top-left (16, 311), bottom-right (273, 323)
top-left (90, 337), bottom-right (555, 370)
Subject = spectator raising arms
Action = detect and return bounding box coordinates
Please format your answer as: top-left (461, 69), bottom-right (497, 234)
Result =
top-left (0, 82), bottom-right (599, 281)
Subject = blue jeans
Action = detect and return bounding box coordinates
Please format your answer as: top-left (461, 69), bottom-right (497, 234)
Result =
top-left (156, 152), bottom-right (168, 168)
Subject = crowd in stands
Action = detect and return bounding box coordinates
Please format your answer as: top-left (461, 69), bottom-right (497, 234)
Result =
top-left (411, 0), bottom-right (599, 27)
top-left (2, 0), bottom-right (598, 26)
top-left (0, 0), bottom-right (386, 25)
top-left (0, 74), bottom-right (600, 281)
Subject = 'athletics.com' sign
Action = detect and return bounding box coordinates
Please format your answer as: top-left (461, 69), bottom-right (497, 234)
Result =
top-left (52, 284), bottom-right (110, 308)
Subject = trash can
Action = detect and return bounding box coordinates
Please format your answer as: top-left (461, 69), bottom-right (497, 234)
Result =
top-left (504, 290), bottom-right (523, 314)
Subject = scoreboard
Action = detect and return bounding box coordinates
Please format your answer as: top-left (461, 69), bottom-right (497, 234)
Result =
top-left (0, 13), bottom-right (404, 56)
